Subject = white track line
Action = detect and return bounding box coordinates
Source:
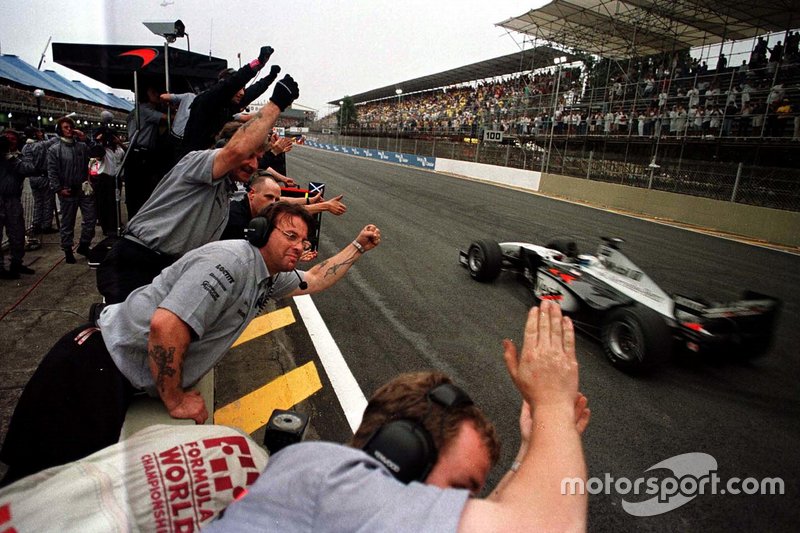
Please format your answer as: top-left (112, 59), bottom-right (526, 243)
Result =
top-left (294, 294), bottom-right (367, 433)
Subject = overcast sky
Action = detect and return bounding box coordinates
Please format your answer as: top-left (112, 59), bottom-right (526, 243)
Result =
top-left (1, 0), bottom-right (546, 116)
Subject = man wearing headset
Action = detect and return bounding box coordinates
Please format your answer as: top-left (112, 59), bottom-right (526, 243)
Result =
top-left (205, 300), bottom-right (590, 532)
top-left (0, 201), bottom-right (381, 486)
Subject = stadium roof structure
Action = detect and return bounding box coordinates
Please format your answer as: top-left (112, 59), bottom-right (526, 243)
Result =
top-left (329, 46), bottom-right (576, 105)
top-left (0, 54), bottom-right (133, 111)
top-left (52, 42), bottom-right (228, 94)
top-left (496, 0), bottom-right (798, 59)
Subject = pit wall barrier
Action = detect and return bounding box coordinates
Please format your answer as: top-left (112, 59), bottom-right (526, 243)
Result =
top-left (302, 141), bottom-right (799, 248)
top-left (120, 371), bottom-right (214, 440)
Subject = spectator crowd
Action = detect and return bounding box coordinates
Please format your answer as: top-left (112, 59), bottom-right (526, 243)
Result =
top-left (344, 32), bottom-right (800, 142)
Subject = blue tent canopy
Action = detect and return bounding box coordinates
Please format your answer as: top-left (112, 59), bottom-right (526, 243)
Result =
top-left (0, 54), bottom-right (132, 111)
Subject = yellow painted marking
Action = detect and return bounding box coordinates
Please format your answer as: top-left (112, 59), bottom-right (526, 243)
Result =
top-left (213, 361), bottom-right (322, 433)
top-left (232, 306), bottom-right (295, 348)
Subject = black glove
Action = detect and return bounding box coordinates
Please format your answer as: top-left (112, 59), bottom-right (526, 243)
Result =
top-left (264, 65), bottom-right (281, 86)
top-left (270, 75), bottom-right (299, 111)
top-left (258, 46), bottom-right (274, 65)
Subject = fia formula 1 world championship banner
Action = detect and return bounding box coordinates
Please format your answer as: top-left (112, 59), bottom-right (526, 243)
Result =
top-left (304, 140), bottom-right (436, 170)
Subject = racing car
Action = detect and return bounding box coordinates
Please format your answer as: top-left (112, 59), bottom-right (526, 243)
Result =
top-left (459, 237), bottom-right (780, 372)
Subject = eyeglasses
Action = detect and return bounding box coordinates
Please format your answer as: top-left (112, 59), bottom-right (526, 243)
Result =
top-left (277, 228), bottom-right (312, 251)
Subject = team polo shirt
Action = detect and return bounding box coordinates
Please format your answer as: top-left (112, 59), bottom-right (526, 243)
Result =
top-left (203, 442), bottom-right (470, 532)
top-left (125, 149), bottom-right (234, 257)
top-left (98, 239), bottom-right (303, 395)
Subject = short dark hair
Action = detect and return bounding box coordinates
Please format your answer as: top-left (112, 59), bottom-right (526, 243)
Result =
top-left (350, 371), bottom-right (501, 467)
top-left (249, 170), bottom-right (279, 191)
top-left (256, 201), bottom-right (316, 240)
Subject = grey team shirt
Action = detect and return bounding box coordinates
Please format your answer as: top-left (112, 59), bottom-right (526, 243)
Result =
top-left (97, 239), bottom-right (303, 395)
top-left (203, 442), bottom-right (469, 533)
top-left (125, 149), bottom-right (233, 257)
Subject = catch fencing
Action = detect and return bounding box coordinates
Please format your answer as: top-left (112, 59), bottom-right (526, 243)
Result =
top-left (316, 133), bottom-right (800, 212)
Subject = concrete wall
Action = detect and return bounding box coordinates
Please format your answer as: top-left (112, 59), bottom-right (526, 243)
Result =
top-left (120, 372), bottom-right (214, 440)
top-left (539, 173), bottom-right (800, 248)
top-left (435, 158), bottom-right (541, 191)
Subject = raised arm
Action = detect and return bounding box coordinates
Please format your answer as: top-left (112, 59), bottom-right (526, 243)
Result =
top-left (305, 194), bottom-right (347, 216)
top-left (212, 75), bottom-right (299, 180)
top-left (263, 165), bottom-right (296, 187)
top-left (241, 65), bottom-right (282, 108)
top-left (290, 224), bottom-right (380, 296)
top-left (458, 300), bottom-right (588, 533)
top-left (201, 52), bottom-right (264, 108)
top-left (147, 308), bottom-right (208, 424)
top-left (491, 394), bottom-right (590, 500)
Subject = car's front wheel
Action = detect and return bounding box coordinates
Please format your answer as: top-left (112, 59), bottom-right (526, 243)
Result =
top-left (601, 304), bottom-right (671, 372)
top-left (467, 240), bottom-right (502, 282)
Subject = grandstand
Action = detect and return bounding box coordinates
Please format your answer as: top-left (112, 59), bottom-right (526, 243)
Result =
top-left (319, 1), bottom-right (799, 212)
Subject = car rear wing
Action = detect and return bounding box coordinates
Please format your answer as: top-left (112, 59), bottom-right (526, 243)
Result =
top-left (673, 291), bottom-right (781, 319)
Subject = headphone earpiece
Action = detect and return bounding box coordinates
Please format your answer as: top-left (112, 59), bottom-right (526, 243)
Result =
top-left (362, 420), bottom-right (437, 484)
top-left (245, 216), bottom-right (271, 247)
top-left (361, 383), bottom-right (474, 484)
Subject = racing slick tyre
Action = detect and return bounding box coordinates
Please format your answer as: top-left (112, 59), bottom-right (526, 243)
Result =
top-left (601, 304), bottom-right (671, 372)
top-left (467, 240), bottom-right (502, 282)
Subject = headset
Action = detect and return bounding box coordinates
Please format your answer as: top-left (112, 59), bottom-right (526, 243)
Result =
top-left (361, 383), bottom-right (473, 484)
top-left (245, 208), bottom-right (308, 290)
top-left (244, 216), bottom-right (271, 248)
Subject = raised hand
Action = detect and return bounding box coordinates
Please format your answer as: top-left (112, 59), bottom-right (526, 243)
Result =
top-left (502, 300), bottom-right (579, 408)
top-left (270, 75), bottom-right (299, 111)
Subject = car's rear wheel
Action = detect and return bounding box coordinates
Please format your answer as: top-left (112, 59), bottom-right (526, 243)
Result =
top-left (601, 304), bottom-right (671, 372)
top-left (467, 240), bottom-right (502, 282)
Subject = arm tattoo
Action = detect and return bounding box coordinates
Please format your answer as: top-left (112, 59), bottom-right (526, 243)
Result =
top-left (240, 108), bottom-right (264, 133)
top-left (323, 257), bottom-right (357, 278)
top-left (149, 344), bottom-right (177, 391)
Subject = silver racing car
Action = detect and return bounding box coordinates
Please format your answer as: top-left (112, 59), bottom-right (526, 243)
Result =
top-left (459, 237), bottom-right (780, 372)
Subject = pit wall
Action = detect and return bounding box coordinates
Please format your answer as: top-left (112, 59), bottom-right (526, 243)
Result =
top-left (301, 142), bottom-right (799, 248)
